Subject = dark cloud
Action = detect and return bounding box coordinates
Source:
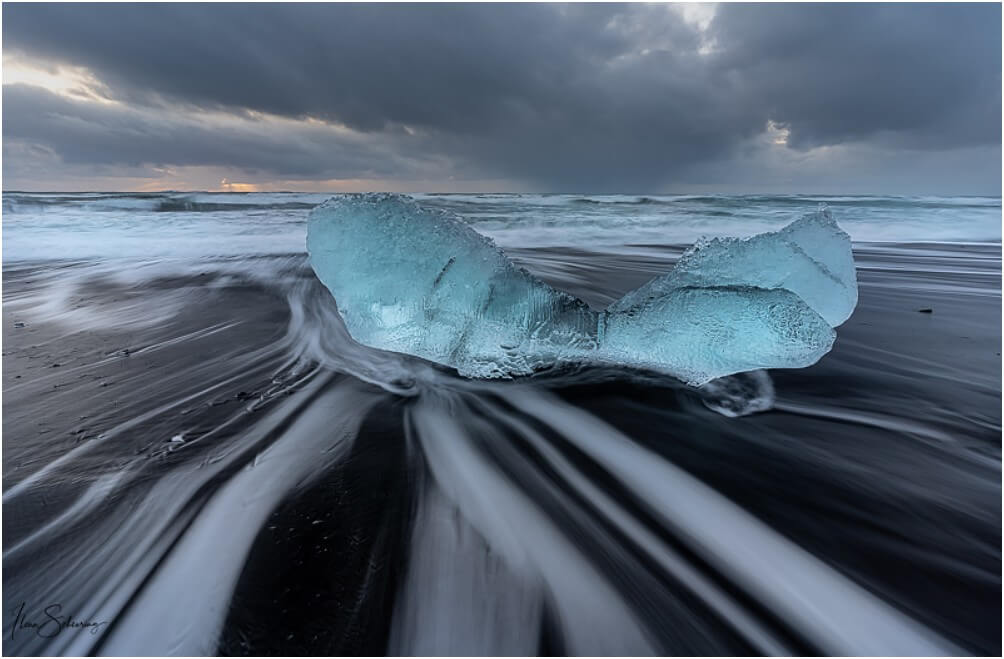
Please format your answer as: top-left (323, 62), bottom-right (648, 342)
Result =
top-left (2, 3), bottom-right (1000, 191)
top-left (709, 3), bottom-right (1002, 150)
top-left (3, 4), bottom-right (632, 130)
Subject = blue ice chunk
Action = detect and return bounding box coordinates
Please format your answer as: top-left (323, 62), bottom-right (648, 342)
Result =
top-left (609, 207), bottom-right (857, 326)
top-left (306, 193), bottom-right (597, 379)
top-left (307, 194), bottom-right (857, 385)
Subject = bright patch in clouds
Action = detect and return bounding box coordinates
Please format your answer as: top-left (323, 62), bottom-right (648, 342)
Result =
top-left (672, 3), bottom-right (717, 32)
top-left (2, 54), bottom-right (116, 104)
top-left (766, 120), bottom-right (791, 147)
top-left (671, 2), bottom-right (718, 54)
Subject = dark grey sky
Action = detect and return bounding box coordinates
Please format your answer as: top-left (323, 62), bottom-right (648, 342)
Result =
top-left (2, 3), bottom-right (1001, 193)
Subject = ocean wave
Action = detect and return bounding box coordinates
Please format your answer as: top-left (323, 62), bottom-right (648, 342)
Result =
top-left (3, 193), bottom-right (1000, 263)
top-left (570, 195), bottom-right (666, 205)
top-left (3, 192), bottom-right (322, 214)
top-left (153, 197), bottom-right (317, 212)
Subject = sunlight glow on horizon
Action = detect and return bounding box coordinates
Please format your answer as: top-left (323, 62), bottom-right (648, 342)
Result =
top-left (218, 179), bottom-right (261, 193)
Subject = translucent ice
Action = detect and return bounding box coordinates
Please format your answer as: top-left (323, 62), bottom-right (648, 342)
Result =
top-left (609, 206), bottom-right (858, 326)
top-left (307, 194), bottom-right (857, 385)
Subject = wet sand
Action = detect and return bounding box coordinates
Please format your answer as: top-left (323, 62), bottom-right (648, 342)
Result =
top-left (2, 243), bottom-right (1000, 655)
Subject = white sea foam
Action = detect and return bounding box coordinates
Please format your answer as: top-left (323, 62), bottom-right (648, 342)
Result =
top-left (3, 192), bottom-right (1000, 262)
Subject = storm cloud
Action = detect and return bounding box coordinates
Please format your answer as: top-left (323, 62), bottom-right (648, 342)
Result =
top-left (3, 3), bottom-right (1000, 192)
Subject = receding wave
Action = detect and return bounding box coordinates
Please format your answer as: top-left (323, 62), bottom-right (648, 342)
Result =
top-left (3, 241), bottom-right (998, 654)
top-left (2, 192), bottom-right (999, 656)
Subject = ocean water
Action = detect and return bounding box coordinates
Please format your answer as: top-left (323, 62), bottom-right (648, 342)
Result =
top-left (2, 192), bottom-right (1001, 655)
top-left (3, 192), bottom-right (1002, 261)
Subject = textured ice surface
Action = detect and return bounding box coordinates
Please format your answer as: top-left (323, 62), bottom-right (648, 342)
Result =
top-left (307, 194), bottom-right (857, 385)
top-left (609, 206), bottom-right (858, 326)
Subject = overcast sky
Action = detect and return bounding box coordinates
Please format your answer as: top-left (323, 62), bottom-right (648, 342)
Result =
top-left (3, 3), bottom-right (1001, 194)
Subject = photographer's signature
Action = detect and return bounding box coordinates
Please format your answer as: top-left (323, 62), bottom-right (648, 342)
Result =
top-left (9, 602), bottom-right (109, 640)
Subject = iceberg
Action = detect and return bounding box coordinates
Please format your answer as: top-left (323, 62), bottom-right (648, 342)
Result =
top-left (306, 194), bottom-right (857, 385)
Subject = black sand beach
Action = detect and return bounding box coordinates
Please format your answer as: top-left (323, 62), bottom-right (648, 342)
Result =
top-left (2, 242), bottom-right (1000, 655)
